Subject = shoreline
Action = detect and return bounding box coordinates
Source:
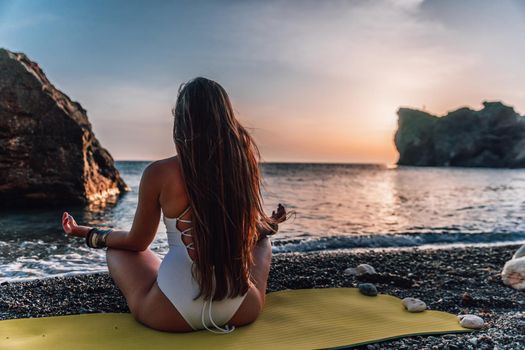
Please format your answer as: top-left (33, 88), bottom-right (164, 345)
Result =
top-left (1, 245), bottom-right (524, 349)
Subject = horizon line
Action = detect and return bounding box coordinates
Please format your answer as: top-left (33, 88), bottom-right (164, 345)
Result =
top-left (114, 159), bottom-right (394, 166)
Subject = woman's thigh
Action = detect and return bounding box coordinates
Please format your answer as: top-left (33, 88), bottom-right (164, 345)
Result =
top-left (106, 248), bottom-right (161, 312)
top-left (140, 282), bottom-right (194, 332)
top-left (106, 248), bottom-right (192, 332)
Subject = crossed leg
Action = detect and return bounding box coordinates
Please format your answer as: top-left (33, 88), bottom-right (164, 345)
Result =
top-left (106, 248), bottom-right (192, 332)
top-left (106, 248), bottom-right (160, 314)
top-left (106, 239), bottom-right (273, 332)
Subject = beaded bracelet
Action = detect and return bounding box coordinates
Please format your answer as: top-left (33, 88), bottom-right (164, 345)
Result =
top-left (86, 228), bottom-right (113, 249)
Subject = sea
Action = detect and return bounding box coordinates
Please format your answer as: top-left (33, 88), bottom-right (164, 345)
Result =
top-left (2, 161), bottom-right (525, 282)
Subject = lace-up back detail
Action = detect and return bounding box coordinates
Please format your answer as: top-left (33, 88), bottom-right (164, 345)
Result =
top-left (163, 205), bottom-right (194, 255)
top-left (159, 203), bottom-right (244, 334)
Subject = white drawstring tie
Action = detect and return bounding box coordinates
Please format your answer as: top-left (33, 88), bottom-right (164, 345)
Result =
top-left (200, 267), bottom-right (236, 334)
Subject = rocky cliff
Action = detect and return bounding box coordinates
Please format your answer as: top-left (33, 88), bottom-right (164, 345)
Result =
top-left (0, 48), bottom-right (130, 208)
top-left (394, 101), bottom-right (525, 167)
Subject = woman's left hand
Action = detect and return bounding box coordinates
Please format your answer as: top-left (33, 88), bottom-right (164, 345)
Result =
top-left (62, 212), bottom-right (91, 237)
top-left (271, 203), bottom-right (287, 223)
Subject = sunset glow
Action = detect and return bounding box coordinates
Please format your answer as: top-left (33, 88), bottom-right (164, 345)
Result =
top-left (2, 0), bottom-right (525, 163)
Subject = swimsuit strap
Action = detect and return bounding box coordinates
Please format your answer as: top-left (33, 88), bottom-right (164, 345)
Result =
top-left (180, 227), bottom-right (193, 235)
top-left (177, 206), bottom-right (194, 251)
top-left (176, 205), bottom-right (192, 223)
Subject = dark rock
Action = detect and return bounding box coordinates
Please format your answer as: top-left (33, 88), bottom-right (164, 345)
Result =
top-left (461, 292), bottom-right (474, 306)
top-left (0, 48), bottom-right (130, 208)
top-left (358, 283), bottom-right (378, 296)
top-left (394, 101), bottom-right (525, 168)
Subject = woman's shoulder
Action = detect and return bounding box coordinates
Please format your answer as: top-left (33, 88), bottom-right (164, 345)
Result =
top-left (146, 156), bottom-right (182, 175)
top-left (152, 156), bottom-right (189, 215)
top-left (145, 156), bottom-right (185, 192)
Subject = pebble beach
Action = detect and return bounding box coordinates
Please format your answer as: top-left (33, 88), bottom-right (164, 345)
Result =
top-left (1, 244), bottom-right (524, 349)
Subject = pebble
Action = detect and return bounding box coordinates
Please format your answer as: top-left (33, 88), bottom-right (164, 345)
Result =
top-left (358, 283), bottom-right (378, 296)
top-left (458, 314), bottom-right (485, 329)
top-left (402, 297), bottom-right (427, 312)
top-left (344, 264), bottom-right (377, 276)
top-left (343, 268), bottom-right (355, 276)
top-left (461, 292), bottom-right (474, 306)
top-left (0, 246), bottom-right (520, 348)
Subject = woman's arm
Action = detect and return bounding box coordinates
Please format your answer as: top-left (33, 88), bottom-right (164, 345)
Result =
top-left (62, 162), bottom-right (163, 251)
top-left (105, 162), bottom-right (162, 251)
top-left (256, 221), bottom-right (278, 236)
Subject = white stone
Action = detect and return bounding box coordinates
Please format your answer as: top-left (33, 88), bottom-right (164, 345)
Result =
top-left (343, 268), bottom-right (357, 276)
top-left (468, 337), bottom-right (478, 346)
top-left (458, 315), bottom-right (484, 329)
top-left (513, 244), bottom-right (525, 259)
top-left (344, 264), bottom-right (377, 276)
top-left (501, 257), bottom-right (525, 290)
top-left (402, 297), bottom-right (427, 312)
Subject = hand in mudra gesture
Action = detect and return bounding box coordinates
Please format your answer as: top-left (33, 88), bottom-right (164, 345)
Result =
top-left (257, 203), bottom-right (289, 240)
top-left (61, 212), bottom-right (91, 237)
top-left (271, 203), bottom-right (287, 223)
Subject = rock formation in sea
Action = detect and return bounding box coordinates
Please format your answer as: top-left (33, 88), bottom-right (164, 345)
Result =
top-left (394, 101), bottom-right (525, 167)
top-left (0, 48), bottom-right (130, 208)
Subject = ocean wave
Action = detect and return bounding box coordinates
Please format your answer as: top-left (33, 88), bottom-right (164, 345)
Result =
top-left (271, 232), bottom-right (525, 253)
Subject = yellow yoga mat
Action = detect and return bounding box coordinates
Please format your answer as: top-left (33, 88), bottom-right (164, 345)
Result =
top-left (0, 288), bottom-right (471, 350)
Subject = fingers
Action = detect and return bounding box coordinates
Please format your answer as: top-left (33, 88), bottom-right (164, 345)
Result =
top-left (62, 212), bottom-right (75, 235)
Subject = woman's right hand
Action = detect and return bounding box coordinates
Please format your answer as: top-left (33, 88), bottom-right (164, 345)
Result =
top-left (62, 212), bottom-right (91, 238)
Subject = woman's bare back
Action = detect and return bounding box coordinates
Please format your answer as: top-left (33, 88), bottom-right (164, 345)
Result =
top-left (150, 156), bottom-right (267, 330)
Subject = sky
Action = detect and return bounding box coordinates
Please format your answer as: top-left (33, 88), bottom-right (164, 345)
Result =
top-left (1, 0), bottom-right (525, 163)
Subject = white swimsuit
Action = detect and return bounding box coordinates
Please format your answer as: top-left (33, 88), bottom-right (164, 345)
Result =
top-left (156, 205), bottom-right (248, 333)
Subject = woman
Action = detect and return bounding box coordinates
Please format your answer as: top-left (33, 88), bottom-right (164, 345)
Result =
top-left (60, 77), bottom-right (289, 333)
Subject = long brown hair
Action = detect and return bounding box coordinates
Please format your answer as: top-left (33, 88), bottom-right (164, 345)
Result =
top-left (172, 77), bottom-right (276, 300)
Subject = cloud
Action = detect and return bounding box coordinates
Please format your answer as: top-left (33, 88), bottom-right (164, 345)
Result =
top-left (385, 0), bottom-right (425, 12)
top-left (214, 0), bottom-right (463, 83)
top-left (8, 0), bottom-right (524, 163)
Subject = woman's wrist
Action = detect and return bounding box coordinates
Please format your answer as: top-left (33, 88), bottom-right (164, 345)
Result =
top-left (256, 222), bottom-right (278, 242)
top-left (86, 228), bottom-right (113, 249)
top-left (73, 225), bottom-right (93, 237)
